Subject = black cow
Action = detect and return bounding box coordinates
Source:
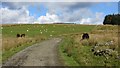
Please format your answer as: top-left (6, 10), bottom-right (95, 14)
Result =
top-left (16, 33), bottom-right (25, 38)
top-left (82, 33), bottom-right (89, 40)
top-left (21, 34), bottom-right (25, 37)
top-left (17, 34), bottom-right (21, 38)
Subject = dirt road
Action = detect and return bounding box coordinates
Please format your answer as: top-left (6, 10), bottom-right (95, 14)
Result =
top-left (3, 38), bottom-right (63, 66)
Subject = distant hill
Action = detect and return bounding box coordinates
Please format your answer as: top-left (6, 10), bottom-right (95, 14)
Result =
top-left (103, 14), bottom-right (120, 25)
top-left (53, 22), bottom-right (76, 24)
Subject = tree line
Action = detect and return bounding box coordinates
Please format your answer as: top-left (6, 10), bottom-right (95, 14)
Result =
top-left (103, 14), bottom-right (120, 25)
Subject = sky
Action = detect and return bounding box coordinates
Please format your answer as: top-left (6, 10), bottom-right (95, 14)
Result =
top-left (0, 1), bottom-right (119, 24)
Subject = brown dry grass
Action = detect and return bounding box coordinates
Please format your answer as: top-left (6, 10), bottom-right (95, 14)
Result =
top-left (2, 36), bottom-right (47, 52)
top-left (3, 37), bottom-right (31, 51)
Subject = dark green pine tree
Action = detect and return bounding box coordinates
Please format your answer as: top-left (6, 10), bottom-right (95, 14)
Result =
top-left (103, 14), bottom-right (120, 25)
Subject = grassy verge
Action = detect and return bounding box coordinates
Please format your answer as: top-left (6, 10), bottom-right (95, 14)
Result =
top-left (59, 36), bottom-right (79, 66)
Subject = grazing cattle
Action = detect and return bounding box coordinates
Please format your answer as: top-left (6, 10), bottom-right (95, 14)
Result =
top-left (91, 48), bottom-right (94, 52)
top-left (21, 34), bottom-right (25, 37)
top-left (82, 33), bottom-right (89, 40)
top-left (16, 33), bottom-right (25, 38)
top-left (17, 34), bottom-right (21, 38)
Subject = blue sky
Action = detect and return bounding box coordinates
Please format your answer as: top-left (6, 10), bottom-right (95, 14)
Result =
top-left (28, 4), bottom-right (48, 18)
top-left (1, 2), bottom-right (119, 24)
top-left (90, 2), bottom-right (118, 15)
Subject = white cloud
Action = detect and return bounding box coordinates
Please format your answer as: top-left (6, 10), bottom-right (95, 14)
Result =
top-left (37, 10), bottom-right (104, 24)
top-left (80, 18), bottom-right (91, 24)
top-left (1, 7), bottom-right (35, 24)
top-left (35, 4), bottom-right (104, 24)
top-left (37, 13), bottom-right (60, 24)
top-left (59, 8), bottom-right (93, 22)
top-left (80, 12), bottom-right (104, 24)
top-left (42, 2), bottom-right (105, 24)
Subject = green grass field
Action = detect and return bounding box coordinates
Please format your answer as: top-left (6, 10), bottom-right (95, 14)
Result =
top-left (2, 24), bottom-right (119, 66)
top-left (2, 24), bottom-right (95, 38)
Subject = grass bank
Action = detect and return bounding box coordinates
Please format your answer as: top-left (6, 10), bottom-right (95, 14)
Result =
top-left (59, 37), bottom-right (79, 66)
top-left (59, 25), bottom-right (120, 66)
